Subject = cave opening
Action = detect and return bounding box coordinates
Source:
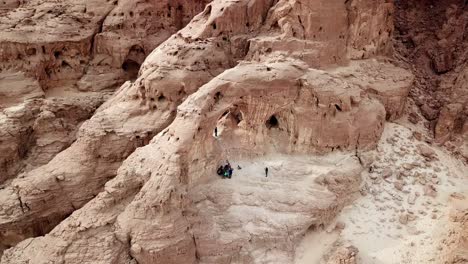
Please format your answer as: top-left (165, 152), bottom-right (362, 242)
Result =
top-left (266, 115), bottom-right (279, 129)
top-left (214, 91), bottom-right (223, 103)
top-left (233, 112), bottom-right (243, 124)
top-left (158, 95), bottom-right (166, 102)
top-left (122, 59), bottom-right (140, 80)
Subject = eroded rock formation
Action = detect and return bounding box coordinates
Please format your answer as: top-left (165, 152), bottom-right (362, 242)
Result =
top-left (394, 0), bottom-right (467, 145)
top-left (0, 0), bottom-right (466, 263)
top-left (0, 0), bottom-right (211, 184)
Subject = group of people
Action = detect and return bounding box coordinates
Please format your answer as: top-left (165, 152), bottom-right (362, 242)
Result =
top-left (216, 160), bottom-right (270, 179)
top-left (217, 160), bottom-right (233, 179)
top-left (214, 127), bottom-right (270, 179)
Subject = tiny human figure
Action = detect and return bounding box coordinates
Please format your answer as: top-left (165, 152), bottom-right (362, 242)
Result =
top-left (217, 166), bottom-right (224, 176)
top-left (265, 167), bottom-right (268, 177)
top-left (214, 127), bottom-right (218, 137)
top-left (237, 165), bottom-right (242, 170)
top-left (228, 168), bottom-right (233, 179)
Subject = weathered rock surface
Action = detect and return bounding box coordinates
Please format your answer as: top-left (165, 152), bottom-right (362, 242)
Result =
top-left (0, 0), bottom-right (211, 185)
top-left (325, 245), bottom-right (359, 264)
top-left (0, 93), bottom-right (107, 183)
top-left (1, 0), bottom-right (466, 263)
top-left (394, 1), bottom-right (467, 143)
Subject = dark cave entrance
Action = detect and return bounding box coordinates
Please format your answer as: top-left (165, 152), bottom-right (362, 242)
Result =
top-left (121, 59), bottom-right (140, 80)
top-left (266, 115), bottom-right (279, 129)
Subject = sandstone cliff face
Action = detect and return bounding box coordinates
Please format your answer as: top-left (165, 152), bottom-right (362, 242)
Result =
top-left (0, 0), bottom-right (413, 262)
top-left (0, 0), bottom-right (210, 185)
top-left (394, 0), bottom-right (467, 147)
top-left (0, 93), bottom-right (106, 182)
top-left (0, 0), bottom-right (465, 263)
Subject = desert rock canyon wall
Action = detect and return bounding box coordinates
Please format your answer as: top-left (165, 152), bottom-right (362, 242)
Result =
top-left (0, 0), bottom-right (466, 264)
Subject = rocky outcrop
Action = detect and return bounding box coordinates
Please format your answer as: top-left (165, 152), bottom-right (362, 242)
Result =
top-left (1, 59), bottom-right (379, 263)
top-left (0, 0), bottom-right (212, 184)
top-left (0, 0), bottom-right (212, 95)
top-left (394, 1), bottom-right (467, 143)
top-left (0, 0), bottom-right (424, 263)
top-left (331, 60), bottom-right (414, 121)
top-left (0, 0), bottom-right (263, 252)
top-left (0, 94), bottom-right (106, 183)
top-left (0, 71), bottom-right (43, 107)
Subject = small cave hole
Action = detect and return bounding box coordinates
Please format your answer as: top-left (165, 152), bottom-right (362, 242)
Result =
top-left (121, 59), bottom-right (141, 80)
top-left (266, 67), bottom-right (271, 71)
top-left (214, 91), bottom-right (223, 103)
top-left (234, 112), bottom-right (243, 124)
top-left (335, 104), bottom-right (342, 111)
top-left (158, 95), bottom-right (166, 102)
top-left (61, 60), bottom-right (71, 68)
top-left (266, 115), bottom-right (279, 129)
top-left (307, 224), bottom-right (317, 232)
top-left (212, 22), bottom-right (217, 30)
top-left (54, 51), bottom-right (61, 58)
top-left (204, 4), bottom-right (212, 17)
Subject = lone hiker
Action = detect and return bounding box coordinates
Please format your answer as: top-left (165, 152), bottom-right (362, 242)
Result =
top-left (265, 167), bottom-right (268, 177)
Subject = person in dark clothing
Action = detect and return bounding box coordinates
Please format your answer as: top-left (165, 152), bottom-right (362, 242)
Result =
top-left (217, 166), bottom-right (224, 176)
top-left (265, 167), bottom-right (268, 177)
top-left (228, 168), bottom-right (233, 179)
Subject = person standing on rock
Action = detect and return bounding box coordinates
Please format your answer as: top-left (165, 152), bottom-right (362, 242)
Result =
top-left (265, 167), bottom-right (268, 177)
